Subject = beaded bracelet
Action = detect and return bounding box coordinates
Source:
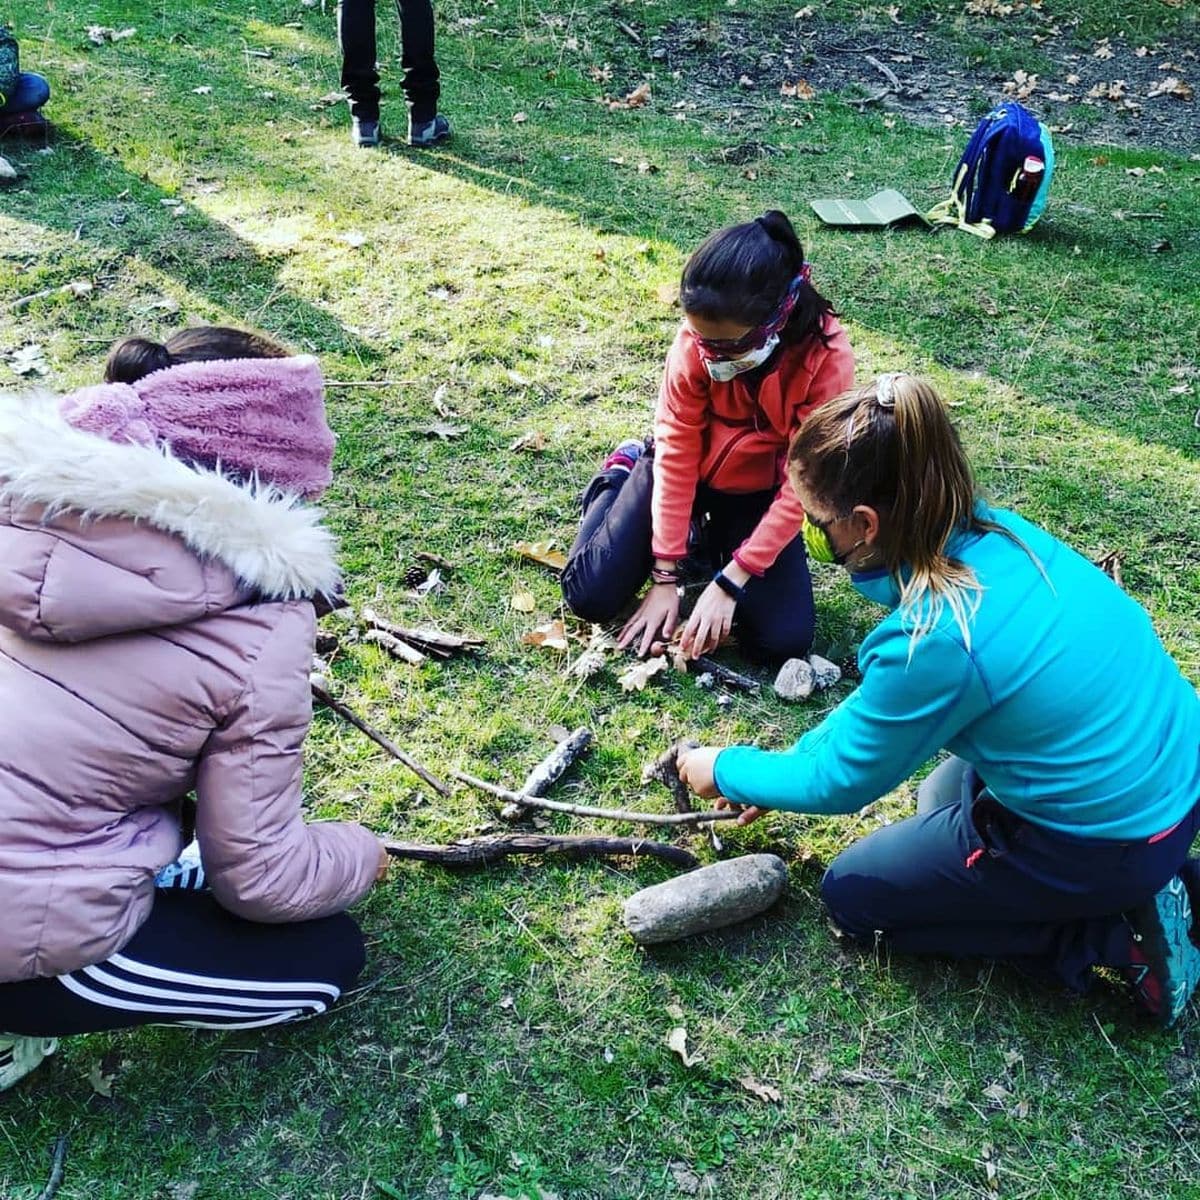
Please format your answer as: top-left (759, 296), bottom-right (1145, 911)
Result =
top-left (650, 566), bottom-right (681, 585)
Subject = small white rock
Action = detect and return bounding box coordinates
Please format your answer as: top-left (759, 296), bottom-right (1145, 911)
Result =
top-left (0, 156), bottom-right (17, 180)
top-left (773, 657), bottom-right (815, 702)
top-left (808, 654), bottom-right (842, 690)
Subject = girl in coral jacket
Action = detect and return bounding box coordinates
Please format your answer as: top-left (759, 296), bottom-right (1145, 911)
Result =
top-left (0, 327), bottom-right (390, 1091)
top-left (562, 210), bottom-right (855, 662)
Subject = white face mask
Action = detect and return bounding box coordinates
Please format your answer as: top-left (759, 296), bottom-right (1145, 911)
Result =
top-left (703, 334), bottom-right (780, 382)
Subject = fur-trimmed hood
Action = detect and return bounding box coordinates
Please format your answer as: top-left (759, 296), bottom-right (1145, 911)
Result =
top-left (0, 391), bottom-right (339, 641)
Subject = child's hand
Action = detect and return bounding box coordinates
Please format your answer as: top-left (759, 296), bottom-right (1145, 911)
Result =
top-left (676, 744), bottom-right (723, 799)
top-left (680, 582), bottom-right (736, 658)
top-left (618, 585), bottom-right (680, 657)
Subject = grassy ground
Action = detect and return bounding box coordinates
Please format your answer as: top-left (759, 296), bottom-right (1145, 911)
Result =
top-left (2, 0), bottom-right (1199, 1196)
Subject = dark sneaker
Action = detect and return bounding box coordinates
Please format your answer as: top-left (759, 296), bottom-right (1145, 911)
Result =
top-left (407, 113), bottom-right (451, 147)
top-left (351, 116), bottom-right (381, 148)
top-left (1125, 874), bottom-right (1200, 1028)
top-left (602, 438), bottom-right (645, 474)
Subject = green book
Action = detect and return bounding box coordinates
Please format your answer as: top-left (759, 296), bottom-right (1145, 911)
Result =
top-left (809, 189), bottom-right (931, 229)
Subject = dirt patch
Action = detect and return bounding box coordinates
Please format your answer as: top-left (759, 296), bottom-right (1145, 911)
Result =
top-left (647, 12), bottom-right (1199, 156)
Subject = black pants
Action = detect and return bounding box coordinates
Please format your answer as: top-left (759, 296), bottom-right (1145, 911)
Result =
top-left (822, 760), bottom-right (1200, 992)
top-left (561, 450), bottom-right (816, 662)
top-left (337, 0), bottom-right (440, 122)
top-left (0, 892), bottom-right (365, 1036)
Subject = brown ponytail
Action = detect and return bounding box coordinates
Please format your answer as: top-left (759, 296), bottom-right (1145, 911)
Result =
top-left (104, 326), bottom-right (290, 384)
top-left (789, 374), bottom-right (1033, 647)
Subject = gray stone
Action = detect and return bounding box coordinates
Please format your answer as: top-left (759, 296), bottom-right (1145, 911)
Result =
top-left (773, 656), bottom-right (815, 702)
top-left (808, 654), bottom-right (842, 690)
top-left (623, 854), bottom-right (788, 944)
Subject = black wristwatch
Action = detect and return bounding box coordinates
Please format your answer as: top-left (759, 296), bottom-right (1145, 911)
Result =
top-left (712, 569), bottom-right (747, 602)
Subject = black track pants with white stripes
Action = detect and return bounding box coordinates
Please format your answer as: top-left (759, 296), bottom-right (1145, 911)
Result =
top-left (0, 891), bottom-right (367, 1036)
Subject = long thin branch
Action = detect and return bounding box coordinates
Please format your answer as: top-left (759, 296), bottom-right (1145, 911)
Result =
top-left (692, 655), bottom-right (761, 692)
top-left (37, 1136), bottom-right (68, 1200)
top-left (311, 682), bottom-right (449, 796)
top-left (452, 769), bottom-right (740, 826)
top-left (383, 834), bottom-right (697, 870)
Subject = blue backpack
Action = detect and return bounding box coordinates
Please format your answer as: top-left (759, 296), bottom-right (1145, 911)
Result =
top-left (927, 102), bottom-right (1054, 238)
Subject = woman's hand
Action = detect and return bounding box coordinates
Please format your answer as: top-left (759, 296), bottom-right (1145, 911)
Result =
top-left (715, 796), bottom-right (766, 827)
top-left (679, 582), bottom-right (736, 659)
top-left (676, 745), bottom-right (723, 799)
top-left (618, 584), bottom-right (681, 657)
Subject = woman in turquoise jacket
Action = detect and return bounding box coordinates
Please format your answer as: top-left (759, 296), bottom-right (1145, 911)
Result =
top-left (678, 374), bottom-right (1200, 1027)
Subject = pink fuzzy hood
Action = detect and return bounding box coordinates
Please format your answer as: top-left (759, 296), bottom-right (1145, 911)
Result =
top-left (59, 355), bottom-right (335, 499)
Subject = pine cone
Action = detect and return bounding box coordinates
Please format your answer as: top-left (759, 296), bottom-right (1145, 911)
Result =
top-left (403, 564), bottom-right (428, 589)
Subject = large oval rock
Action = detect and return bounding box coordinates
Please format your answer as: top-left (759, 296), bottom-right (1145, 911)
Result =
top-left (623, 854), bottom-right (788, 944)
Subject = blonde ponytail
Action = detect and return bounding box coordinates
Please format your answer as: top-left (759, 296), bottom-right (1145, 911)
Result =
top-left (789, 374), bottom-right (1033, 650)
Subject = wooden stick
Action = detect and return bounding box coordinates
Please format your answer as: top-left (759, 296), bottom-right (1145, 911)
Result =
top-left (364, 628), bottom-right (427, 665)
top-left (383, 834), bottom-right (697, 870)
top-left (311, 681), bottom-right (449, 795)
top-left (641, 740), bottom-right (699, 813)
top-left (693, 655), bottom-right (761, 692)
top-left (452, 768), bottom-right (740, 827)
top-left (863, 53), bottom-right (902, 92)
top-left (519, 728), bottom-right (592, 796)
top-left (37, 1136), bottom-right (68, 1200)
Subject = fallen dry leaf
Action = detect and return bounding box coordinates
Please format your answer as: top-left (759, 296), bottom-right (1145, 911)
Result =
top-left (88, 1059), bottom-right (118, 1097)
top-left (522, 619), bottom-right (569, 650)
top-left (619, 655), bottom-right (669, 692)
top-left (510, 590), bottom-right (536, 613)
top-left (10, 344), bottom-right (48, 376)
top-left (780, 78), bottom-right (816, 99)
top-left (669, 1163), bottom-right (716, 1196)
top-left (655, 282), bottom-right (680, 306)
top-left (512, 111), bottom-right (528, 123)
top-left (509, 430), bottom-right (547, 452)
top-left (738, 1076), bottom-right (783, 1103)
top-left (794, 5), bottom-right (815, 16)
top-left (1148, 75), bottom-right (1193, 100)
top-left (1093, 39), bottom-right (1115, 60)
top-left (514, 540), bottom-right (568, 572)
top-left (86, 25), bottom-right (136, 44)
top-left (624, 81), bottom-right (652, 107)
top-left (667, 1026), bottom-right (704, 1068)
top-left (420, 422), bottom-right (468, 440)
top-left (1003, 69), bottom-right (1038, 99)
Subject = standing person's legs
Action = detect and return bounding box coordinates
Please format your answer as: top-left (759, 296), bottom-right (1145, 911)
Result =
top-left (395, 0), bottom-right (439, 122)
top-left (699, 486), bottom-right (816, 661)
top-left (820, 776), bottom-right (1200, 993)
top-left (562, 449), bottom-right (656, 624)
top-left (0, 891), bottom-right (366, 1037)
top-left (337, 0), bottom-right (381, 120)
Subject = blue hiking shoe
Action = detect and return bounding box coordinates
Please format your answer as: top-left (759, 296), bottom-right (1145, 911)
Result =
top-left (407, 113), bottom-right (451, 148)
top-left (0, 1036), bottom-right (58, 1091)
top-left (351, 116), bottom-right (381, 148)
top-left (1125, 874), bottom-right (1200, 1028)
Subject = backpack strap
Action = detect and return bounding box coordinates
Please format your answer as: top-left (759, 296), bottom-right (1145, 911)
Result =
top-left (925, 163), bottom-right (998, 239)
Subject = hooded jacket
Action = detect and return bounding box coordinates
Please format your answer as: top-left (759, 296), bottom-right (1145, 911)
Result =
top-left (0, 392), bottom-right (381, 983)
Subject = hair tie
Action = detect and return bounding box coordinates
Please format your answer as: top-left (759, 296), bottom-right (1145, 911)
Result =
top-left (876, 372), bottom-right (903, 409)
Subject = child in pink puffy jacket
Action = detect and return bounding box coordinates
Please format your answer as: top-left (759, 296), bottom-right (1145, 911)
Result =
top-left (0, 326), bottom-right (389, 1091)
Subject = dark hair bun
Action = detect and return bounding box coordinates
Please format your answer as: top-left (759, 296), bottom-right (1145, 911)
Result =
top-left (104, 337), bottom-right (174, 385)
top-left (756, 210), bottom-right (804, 267)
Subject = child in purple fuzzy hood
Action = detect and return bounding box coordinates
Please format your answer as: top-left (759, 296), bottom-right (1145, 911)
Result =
top-left (0, 326), bottom-right (390, 1092)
